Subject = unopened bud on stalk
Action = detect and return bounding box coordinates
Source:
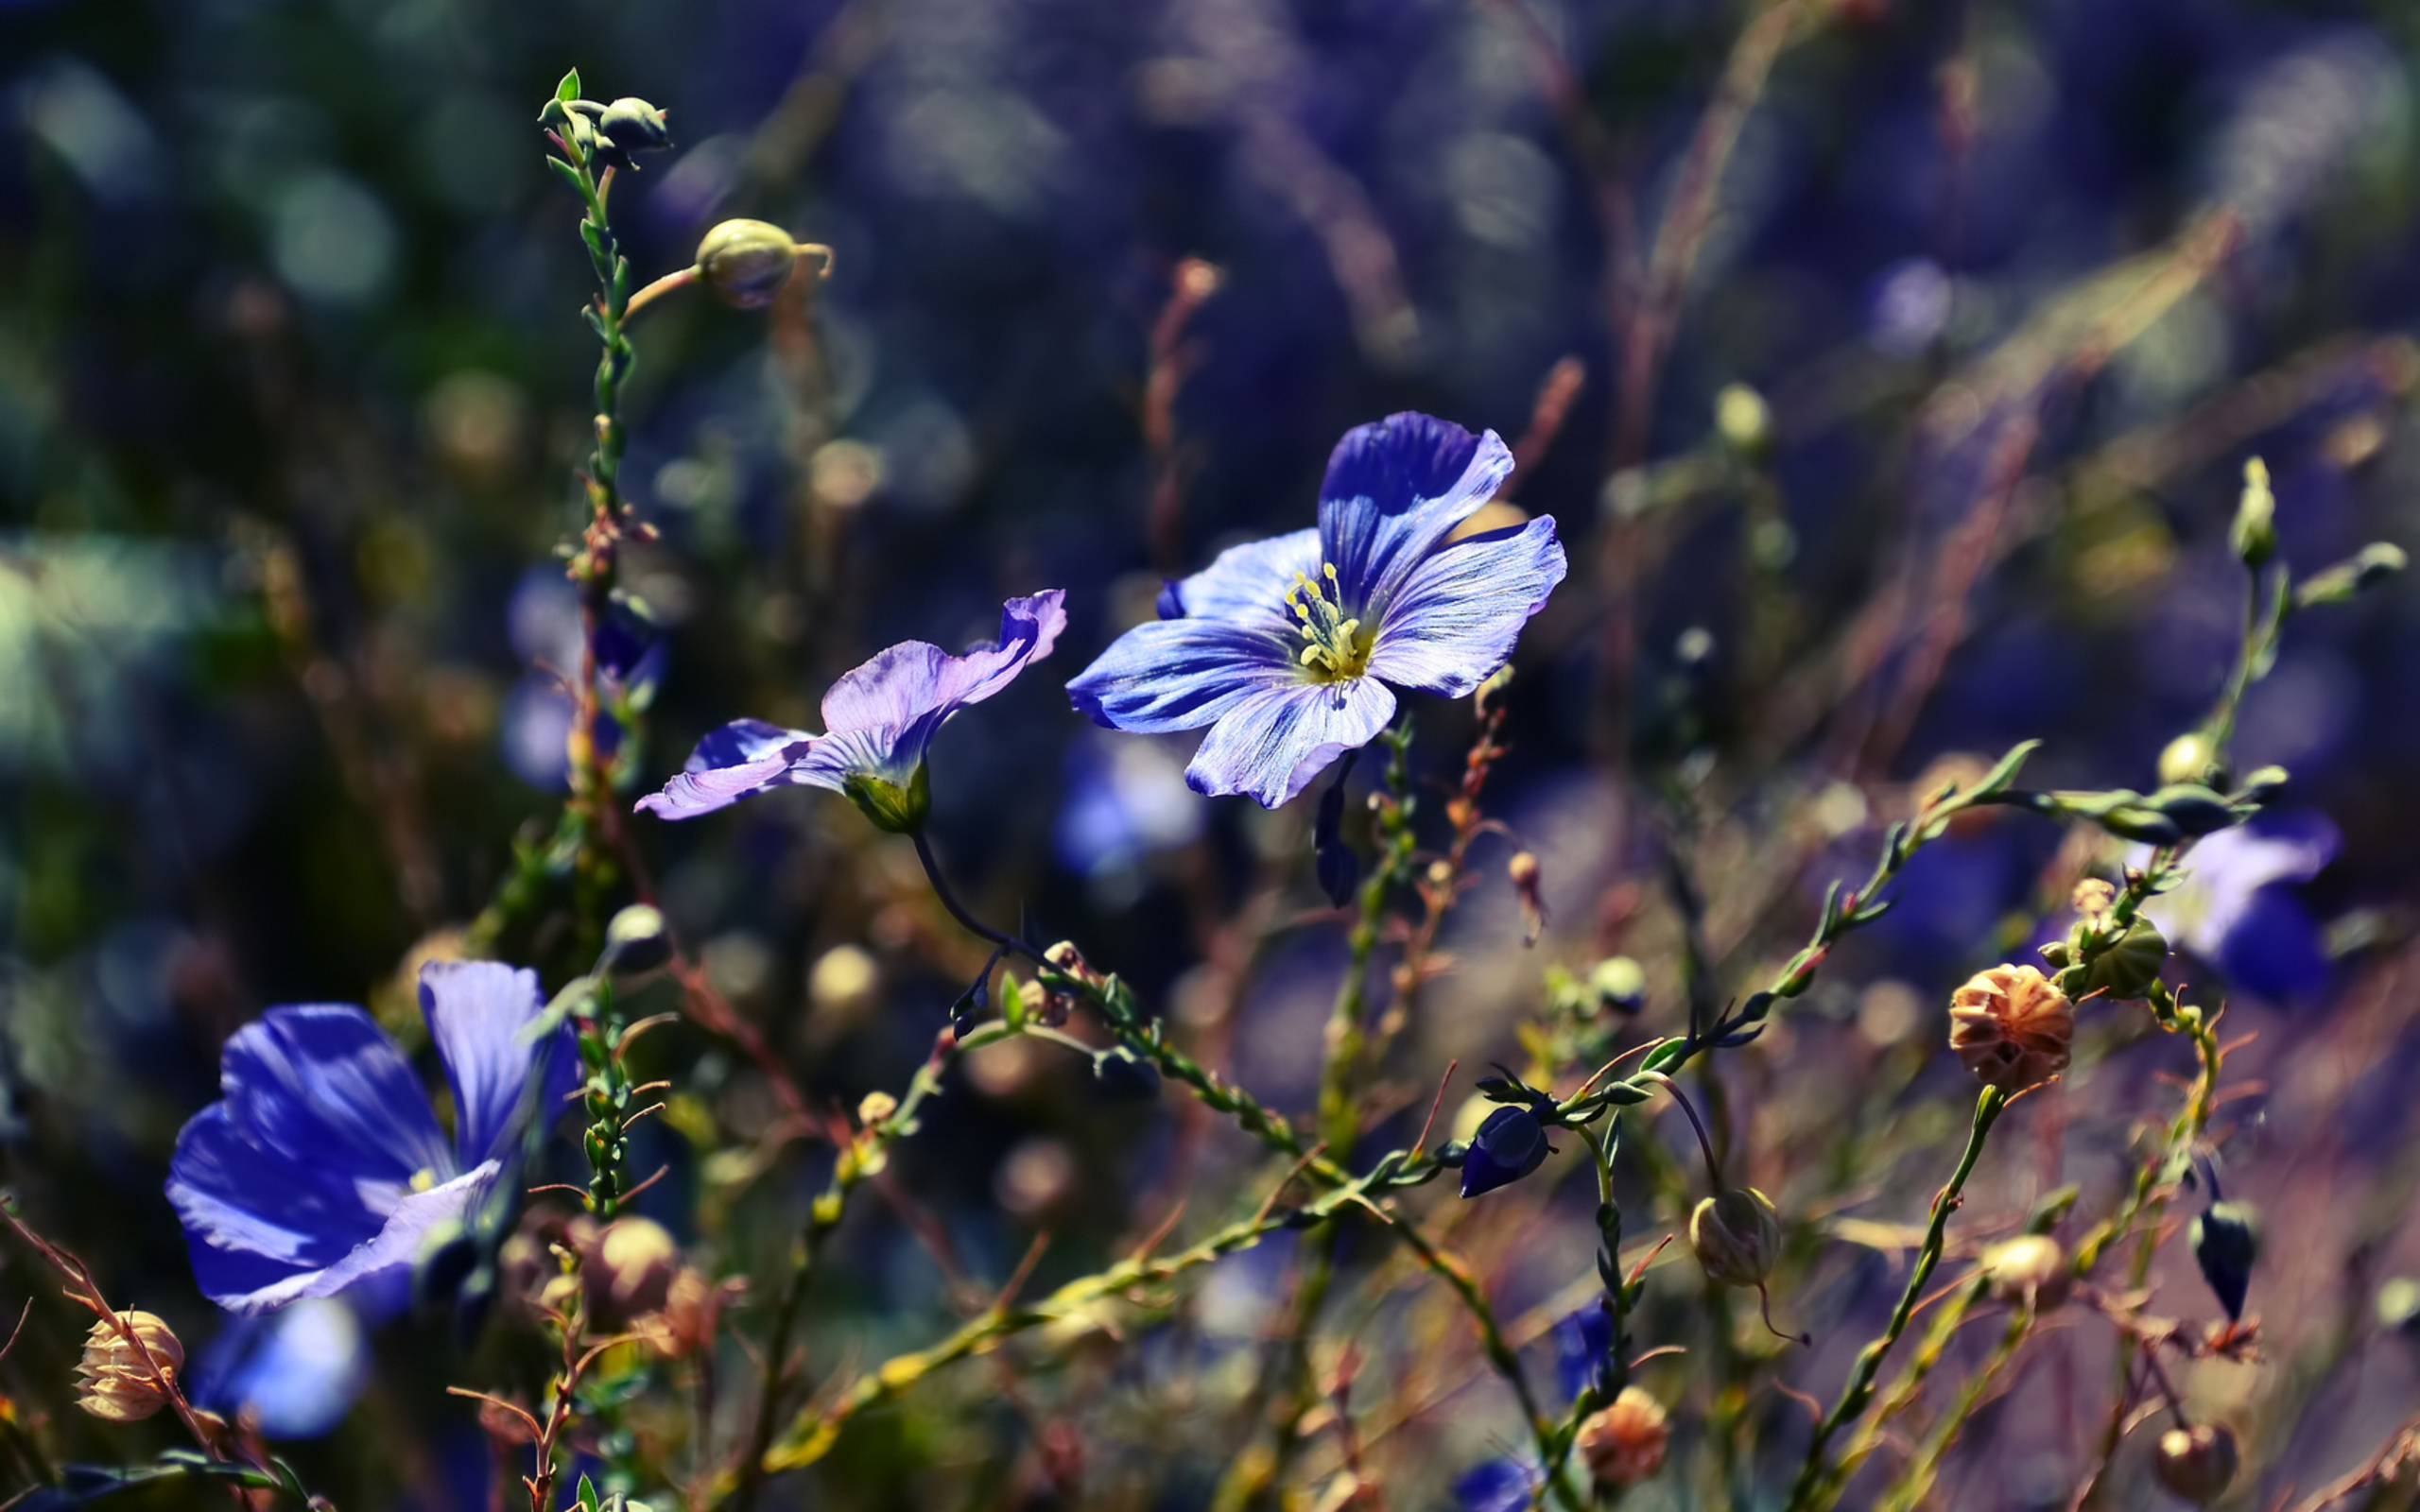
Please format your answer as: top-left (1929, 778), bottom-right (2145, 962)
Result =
top-left (1509, 851), bottom-right (1546, 945)
top-left (1949, 964), bottom-right (2073, 1093)
top-left (697, 219), bottom-right (804, 309)
top-left (601, 903), bottom-right (673, 974)
top-left (1589, 956), bottom-right (1648, 1016)
top-left (2190, 1200), bottom-right (2260, 1322)
top-left (1576, 1387), bottom-right (1669, 1487)
top-left (76, 1313), bottom-right (183, 1422)
top-left (580, 1216), bottom-right (682, 1327)
top-left (1714, 384), bottom-right (1772, 456)
top-left (2079, 919), bottom-right (2168, 1003)
top-left (856, 1091), bottom-right (898, 1127)
top-left (1980, 1233), bottom-right (2071, 1311)
top-left (1688, 1188), bottom-right (1781, 1287)
top-left (2153, 1424), bottom-right (2239, 1504)
top-left (2230, 457), bottom-right (2275, 570)
top-left (2158, 732), bottom-right (2218, 788)
top-left (2295, 541), bottom-right (2407, 608)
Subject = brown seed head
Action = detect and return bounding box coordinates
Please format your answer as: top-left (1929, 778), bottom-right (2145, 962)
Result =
top-left (1948, 964), bottom-right (2073, 1093)
top-left (1576, 1386), bottom-right (1669, 1487)
top-left (579, 1216), bottom-right (683, 1327)
top-left (76, 1312), bottom-right (183, 1422)
top-left (1689, 1188), bottom-right (1781, 1287)
top-left (2153, 1424), bottom-right (2239, 1504)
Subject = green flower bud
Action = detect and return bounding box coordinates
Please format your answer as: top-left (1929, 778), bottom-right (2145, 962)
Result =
top-left (2229, 457), bottom-right (2275, 570)
top-left (562, 96), bottom-right (674, 171)
top-left (1980, 1233), bottom-right (2071, 1311)
top-left (842, 764), bottom-right (930, 833)
top-left (2153, 1424), bottom-right (2238, 1505)
top-left (2079, 918), bottom-right (2167, 1003)
top-left (1588, 955), bottom-right (1648, 1016)
top-left (2376, 1276), bottom-right (2420, 1334)
top-left (2295, 541), bottom-right (2408, 608)
top-left (697, 219), bottom-right (804, 309)
top-left (1688, 1187), bottom-right (1781, 1287)
top-left (1714, 384), bottom-right (1772, 457)
top-left (2157, 732), bottom-right (2218, 787)
top-left (601, 903), bottom-right (673, 974)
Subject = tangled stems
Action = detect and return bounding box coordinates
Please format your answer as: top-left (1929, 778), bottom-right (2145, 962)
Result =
top-left (1786, 1086), bottom-right (2008, 1512)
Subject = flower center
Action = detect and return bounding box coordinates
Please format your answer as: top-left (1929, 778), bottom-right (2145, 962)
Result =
top-left (1286, 563), bottom-right (1372, 681)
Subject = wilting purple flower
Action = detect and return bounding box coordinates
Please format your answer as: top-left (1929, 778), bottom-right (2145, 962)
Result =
top-left (2144, 811), bottom-right (2338, 1002)
top-left (166, 962), bottom-right (572, 1317)
top-left (1454, 1457), bottom-right (1542, 1512)
top-left (1067, 413), bottom-right (1566, 808)
top-left (190, 1297), bottom-right (368, 1438)
top-left (639, 591), bottom-right (1066, 833)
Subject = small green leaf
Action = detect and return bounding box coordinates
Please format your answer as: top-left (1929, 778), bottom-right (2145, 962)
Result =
top-left (558, 68), bottom-right (583, 104)
top-left (577, 1474), bottom-right (602, 1512)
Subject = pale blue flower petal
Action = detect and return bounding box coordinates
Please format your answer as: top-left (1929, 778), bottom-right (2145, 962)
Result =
top-left (1184, 678), bottom-right (1397, 808)
top-left (1067, 617), bottom-right (1299, 732)
top-left (1317, 414), bottom-right (1513, 614)
top-left (420, 961), bottom-right (568, 1171)
top-left (636, 717), bottom-right (816, 820)
top-left (1365, 517), bottom-right (1567, 696)
top-left (1157, 528), bottom-right (1320, 627)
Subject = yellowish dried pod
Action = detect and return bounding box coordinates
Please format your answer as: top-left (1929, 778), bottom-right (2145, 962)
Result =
top-left (1576, 1386), bottom-right (1669, 1488)
top-left (76, 1312), bottom-right (183, 1422)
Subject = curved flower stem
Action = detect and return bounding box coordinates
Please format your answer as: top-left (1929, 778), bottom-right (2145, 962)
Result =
top-left (911, 828), bottom-right (1032, 961)
top-left (1786, 1086), bottom-right (2008, 1512)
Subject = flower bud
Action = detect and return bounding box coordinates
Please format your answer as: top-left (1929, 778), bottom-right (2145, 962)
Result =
top-left (2294, 541), bottom-right (2408, 608)
top-left (1948, 964), bottom-right (2073, 1093)
top-left (601, 903), bottom-right (673, 974)
top-left (1588, 956), bottom-right (1648, 1016)
top-left (2153, 1424), bottom-right (2238, 1504)
top-left (1576, 1387), bottom-right (1668, 1488)
top-left (1091, 1048), bottom-right (1164, 1101)
top-left (1980, 1233), bottom-right (2071, 1311)
top-left (1509, 850), bottom-right (1547, 945)
top-left (2190, 1200), bottom-right (2260, 1322)
top-left (1714, 384), bottom-right (1772, 457)
top-left (2229, 457), bottom-right (2275, 570)
top-left (580, 1216), bottom-right (682, 1328)
top-left (2079, 919), bottom-right (2167, 1003)
top-left (1688, 1188), bottom-right (1781, 1287)
top-left (2158, 732), bottom-right (2218, 788)
top-left (591, 96), bottom-right (673, 166)
top-left (1460, 1102), bottom-right (1552, 1198)
top-left (696, 219), bottom-right (803, 309)
top-left (856, 1091), bottom-right (898, 1126)
top-left (76, 1313), bottom-right (184, 1422)
top-left (2070, 878), bottom-right (2116, 919)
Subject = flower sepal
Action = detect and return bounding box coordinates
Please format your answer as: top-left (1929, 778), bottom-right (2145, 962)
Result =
top-left (843, 763), bottom-right (931, 834)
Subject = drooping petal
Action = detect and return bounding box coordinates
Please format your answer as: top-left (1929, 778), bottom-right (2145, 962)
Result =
top-left (168, 1104), bottom-right (389, 1314)
top-left (218, 1006), bottom-right (451, 1189)
top-left (1067, 617), bottom-right (1300, 733)
top-left (636, 717), bottom-right (817, 819)
top-left (1365, 517), bottom-right (1566, 697)
top-left (820, 591), bottom-right (1068, 735)
top-left (1156, 528), bottom-right (1320, 628)
top-left (1184, 677), bottom-right (1396, 808)
top-left (1317, 414), bottom-right (1513, 614)
top-left (261, 1166), bottom-right (495, 1318)
top-left (421, 961), bottom-right (570, 1171)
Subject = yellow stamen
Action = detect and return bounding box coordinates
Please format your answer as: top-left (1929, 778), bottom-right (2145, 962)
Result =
top-left (1283, 560), bottom-right (1373, 681)
top-left (409, 1168), bottom-right (437, 1194)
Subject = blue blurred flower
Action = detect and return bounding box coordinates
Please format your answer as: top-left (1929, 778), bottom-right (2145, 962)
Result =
top-left (639, 591), bottom-right (1065, 829)
top-left (1554, 1305), bottom-right (1615, 1401)
top-left (1053, 730), bottom-right (1204, 877)
top-left (165, 962), bottom-right (572, 1317)
top-left (189, 1297), bottom-right (368, 1439)
top-left (2145, 812), bottom-right (2339, 1003)
top-left (1067, 413), bottom-right (1565, 808)
top-left (1454, 1457), bottom-right (1541, 1512)
top-left (501, 567), bottom-right (665, 791)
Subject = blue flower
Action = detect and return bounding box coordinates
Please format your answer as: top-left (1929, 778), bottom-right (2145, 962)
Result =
top-left (638, 591), bottom-right (1066, 832)
top-left (1454, 1457), bottom-right (1542, 1512)
top-left (1554, 1304), bottom-right (1615, 1401)
top-left (502, 567), bottom-right (666, 791)
top-left (1067, 413), bottom-right (1565, 808)
top-left (2143, 811), bottom-right (2338, 1003)
top-left (165, 961), bottom-right (573, 1317)
top-left (189, 1297), bottom-right (369, 1439)
top-left (1461, 1100), bottom-right (1554, 1198)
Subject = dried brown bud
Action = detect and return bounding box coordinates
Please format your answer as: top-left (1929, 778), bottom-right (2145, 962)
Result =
top-left (1509, 851), bottom-right (1547, 945)
top-left (2153, 1424), bottom-right (2239, 1504)
top-left (76, 1312), bottom-right (183, 1422)
top-left (579, 1216), bottom-right (682, 1327)
top-left (1689, 1188), bottom-right (1781, 1287)
top-left (1980, 1234), bottom-right (2071, 1311)
top-left (1576, 1386), bottom-right (1668, 1488)
top-left (1948, 964), bottom-right (2073, 1093)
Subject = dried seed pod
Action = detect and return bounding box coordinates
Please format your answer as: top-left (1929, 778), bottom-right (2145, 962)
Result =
top-left (76, 1313), bottom-right (184, 1422)
top-left (1689, 1188), bottom-right (1781, 1287)
top-left (580, 1216), bottom-right (682, 1327)
top-left (1980, 1234), bottom-right (2071, 1312)
top-left (1948, 964), bottom-right (2073, 1094)
top-left (2153, 1424), bottom-right (2239, 1504)
top-left (1576, 1386), bottom-right (1668, 1488)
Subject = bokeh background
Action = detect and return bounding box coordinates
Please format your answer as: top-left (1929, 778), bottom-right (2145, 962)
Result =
top-left (4, 0), bottom-right (2420, 1507)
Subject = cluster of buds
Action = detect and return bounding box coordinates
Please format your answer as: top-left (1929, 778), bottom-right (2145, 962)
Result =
top-left (1948, 964), bottom-right (2073, 1094)
top-left (75, 1313), bottom-right (182, 1423)
top-left (1575, 1386), bottom-right (1669, 1487)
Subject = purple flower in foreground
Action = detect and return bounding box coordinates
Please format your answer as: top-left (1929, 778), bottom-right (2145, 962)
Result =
top-left (1067, 413), bottom-right (1566, 807)
top-left (638, 591), bottom-right (1066, 833)
top-left (166, 962), bottom-right (572, 1317)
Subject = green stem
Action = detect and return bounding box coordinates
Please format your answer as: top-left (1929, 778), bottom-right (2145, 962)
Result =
top-left (1787, 1086), bottom-right (2007, 1512)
